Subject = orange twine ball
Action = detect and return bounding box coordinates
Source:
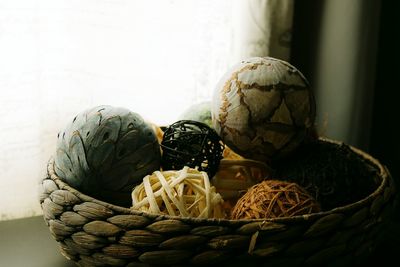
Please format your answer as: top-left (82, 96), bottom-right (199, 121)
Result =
top-left (231, 180), bottom-right (320, 220)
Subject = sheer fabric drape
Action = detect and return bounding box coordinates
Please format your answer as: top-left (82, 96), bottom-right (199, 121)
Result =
top-left (0, 0), bottom-right (294, 220)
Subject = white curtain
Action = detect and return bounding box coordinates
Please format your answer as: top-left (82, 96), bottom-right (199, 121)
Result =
top-left (0, 0), bottom-right (294, 220)
top-left (231, 0), bottom-right (293, 63)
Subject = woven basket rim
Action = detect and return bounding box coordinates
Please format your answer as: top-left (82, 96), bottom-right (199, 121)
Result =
top-left (47, 138), bottom-right (389, 225)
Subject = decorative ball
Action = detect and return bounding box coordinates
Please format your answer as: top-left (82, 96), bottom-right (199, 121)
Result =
top-left (179, 103), bottom-right (242, 160)
top-left (161, 120), bottom-right (224, 178)
top-left (131, 166), bottom-right (225, 218)
top-left (231, 180), bottom-right (320, 220)
top-left (148, 121), bottom-right (164, 144)
top-left (212, 159), bottom-right (272, 216)
top-left (54, 105), bottom-right (161, 206)
top-left (179, 101), bottom-right (213, 128)
top-left (212, 57), bottom-right (316, 161)
top-left (222, 146), bottom-right (243, 160)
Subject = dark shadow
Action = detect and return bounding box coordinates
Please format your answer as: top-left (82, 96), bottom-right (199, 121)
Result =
top-left (369, 0), bottom-right (400, 263)
top-left (290, 0), bottom-right (325, 89)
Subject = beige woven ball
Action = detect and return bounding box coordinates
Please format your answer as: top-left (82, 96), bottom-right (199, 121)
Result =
top-left (231, 180), bottom-right (320, 220)
top-left (131, 166), bottom-right (225, 219)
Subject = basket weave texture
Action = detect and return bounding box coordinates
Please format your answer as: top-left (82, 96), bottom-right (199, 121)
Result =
top-left (39, 140), bottom-right (396, 267)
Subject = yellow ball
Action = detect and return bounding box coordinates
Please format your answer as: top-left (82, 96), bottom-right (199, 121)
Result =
top-left (131, 167), bottom-right (225, 219)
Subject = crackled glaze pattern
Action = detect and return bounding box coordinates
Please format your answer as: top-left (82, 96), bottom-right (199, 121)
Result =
top-left (212, 57), bottom-right (316, 161)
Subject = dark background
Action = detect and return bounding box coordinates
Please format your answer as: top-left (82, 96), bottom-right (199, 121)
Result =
top-left (292, 0), bottom-right (400, 262)
top-left (291, 0), bottom-right (400, 182)
top-left (369, 0), bottom-right (400, 199)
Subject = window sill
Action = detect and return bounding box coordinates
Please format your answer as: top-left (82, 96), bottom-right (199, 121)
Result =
top-left (0, 216), bottom-right (74, 267)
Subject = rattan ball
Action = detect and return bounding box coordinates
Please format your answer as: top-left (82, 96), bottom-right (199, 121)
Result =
top-left (161, 120), bottom-right (224, 178)
top-left (131, 166), bottom-right (225, 218)
top-left (231, 180), bottom-right (320, 220)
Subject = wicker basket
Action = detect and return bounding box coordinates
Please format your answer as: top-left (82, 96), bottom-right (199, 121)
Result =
top-left (39, 139), bottom-right (397, 267)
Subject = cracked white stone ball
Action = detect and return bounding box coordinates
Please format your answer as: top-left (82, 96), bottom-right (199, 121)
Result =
top-left (211, 57), bottom-right (316, 161)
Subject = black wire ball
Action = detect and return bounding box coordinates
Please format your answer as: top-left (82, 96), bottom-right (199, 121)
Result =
top-left (161, 120), bottom-right (224, 178)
